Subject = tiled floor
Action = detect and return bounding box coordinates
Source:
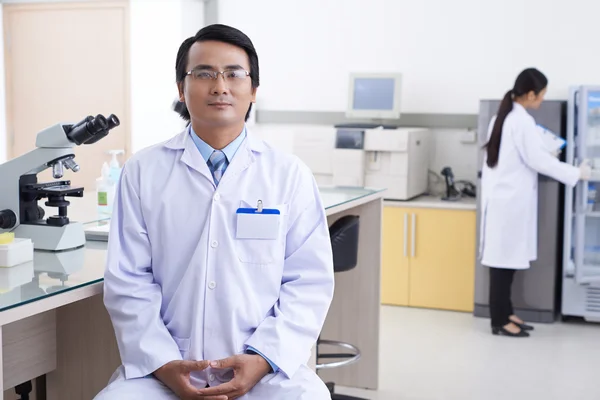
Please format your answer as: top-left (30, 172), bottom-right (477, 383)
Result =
top-left (334, 306), bottom-right (600, 400)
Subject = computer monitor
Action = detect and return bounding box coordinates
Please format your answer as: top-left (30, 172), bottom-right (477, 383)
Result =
top-left (346, 73), bottom-right (402, 120)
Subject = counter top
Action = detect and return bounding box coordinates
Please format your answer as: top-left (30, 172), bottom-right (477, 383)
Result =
top-left (384, 195), bottom-right (477, 211)
top-left (0, 186), bottom-right (386, 314)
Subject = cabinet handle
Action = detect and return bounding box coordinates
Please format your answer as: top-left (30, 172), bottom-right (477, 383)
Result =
top-left (411, 213), bottom-right (416, 258)
top-left (403, 213), bottom-right (408, 257)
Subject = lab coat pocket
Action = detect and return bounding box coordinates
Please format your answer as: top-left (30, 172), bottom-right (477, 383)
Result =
top-left (235, 200), bottom-right (288, 266)
top-left (172, 336), bottom-right (191, 358)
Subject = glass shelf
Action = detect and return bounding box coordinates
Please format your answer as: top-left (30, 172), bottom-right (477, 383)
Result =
top-left (574, 212), bottom-right (600, 217)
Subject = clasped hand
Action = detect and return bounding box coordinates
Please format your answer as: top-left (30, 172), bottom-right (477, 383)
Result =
top-left (153, 354), bottom-right (271, 400)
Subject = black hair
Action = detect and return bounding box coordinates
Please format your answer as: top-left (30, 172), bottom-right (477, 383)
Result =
top-left (485, 68), bottom-right (548, 168)
top-left (174, 24), bottom-right (259, 122)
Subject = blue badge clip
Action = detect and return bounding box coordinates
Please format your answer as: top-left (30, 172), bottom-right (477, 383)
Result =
top-left (236, 200), bottom-right (280, 215)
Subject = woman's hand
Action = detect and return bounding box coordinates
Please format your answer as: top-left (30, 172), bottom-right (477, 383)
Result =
top-left (579, 160), bottom-right (592, 180)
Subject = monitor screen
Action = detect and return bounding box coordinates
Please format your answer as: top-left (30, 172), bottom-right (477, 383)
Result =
top-left (352, 78), bottom-right (395, 111)
top-left (346, 73), bottom-right (401, 120)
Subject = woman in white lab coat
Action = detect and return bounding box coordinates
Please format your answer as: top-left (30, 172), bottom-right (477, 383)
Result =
top-left (481, 68), bottom-right (591, 337)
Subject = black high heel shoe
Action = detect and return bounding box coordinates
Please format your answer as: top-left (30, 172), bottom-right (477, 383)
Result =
top-left (511, 321), bottom-right (534, 331)
top-left (491, 326), bottom-right (530, 337)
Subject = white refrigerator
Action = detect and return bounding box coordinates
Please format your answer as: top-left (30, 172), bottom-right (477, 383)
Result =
top-left (562, 86), bottom-right (600, 322)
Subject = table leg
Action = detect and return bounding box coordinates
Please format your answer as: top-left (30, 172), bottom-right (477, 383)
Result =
top-left (319, 198), bottom-right (382, 390)
top-left (35, 376), bottom-right (46, 400)
top-left (0, 327), bottom-right (4, 400)
top-left (45, 295), bottom-right (120, 400)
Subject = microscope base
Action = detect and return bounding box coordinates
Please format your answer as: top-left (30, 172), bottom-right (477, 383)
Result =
top-left (14, 222), bottom-right (85, 251)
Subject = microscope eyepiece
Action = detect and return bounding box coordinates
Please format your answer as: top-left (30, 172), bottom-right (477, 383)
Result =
top-left (107, 114), bottom-right (120, 130)
top-left (71, 116), bottom-right (94, 130)
top-left (65, 113), bottom-right (119, 145)
top-left (91, 114), bottom-right (109, 132)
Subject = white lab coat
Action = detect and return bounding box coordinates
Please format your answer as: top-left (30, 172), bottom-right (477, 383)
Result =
top-left (101, 129), bottom-right (334, 398)
top-left (480, 103), bottom-right (580, 270)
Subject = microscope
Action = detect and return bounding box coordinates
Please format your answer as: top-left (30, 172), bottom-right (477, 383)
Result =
top-left (0, 114), bottom-right (120, 251)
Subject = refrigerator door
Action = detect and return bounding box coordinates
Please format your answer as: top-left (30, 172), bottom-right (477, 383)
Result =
top-left (574, 87), bottom-right (600, 284)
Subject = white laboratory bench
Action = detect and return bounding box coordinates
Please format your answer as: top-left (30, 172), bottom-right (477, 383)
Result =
top-left (0, 186), bottom-right (385, 399)
top-left (384, 195), bottom-right (477, 211)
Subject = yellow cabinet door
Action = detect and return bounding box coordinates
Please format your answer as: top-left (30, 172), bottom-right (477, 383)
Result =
top-left (381, 207), bottom-right (411, 306)
top-left (408, 208), bottom-right (476, 312)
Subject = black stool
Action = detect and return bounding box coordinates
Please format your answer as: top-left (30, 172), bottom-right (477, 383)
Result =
top-left (15, 381), bottom-right (32, 400)
top-left (15, 376), bottom-right (46, 400)
top-left (317, 215), bottom-right (367, 400)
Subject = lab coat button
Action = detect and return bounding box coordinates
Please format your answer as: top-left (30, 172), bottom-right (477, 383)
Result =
top-left (211, 240), bottom-right (218, 248)
top-left (208, 281), bottom-right (216, 290)
top-left (213, 193), bottom-right (220, 201)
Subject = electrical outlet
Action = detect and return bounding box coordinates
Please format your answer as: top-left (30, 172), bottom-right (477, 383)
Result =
top-left (460, 130), bottom-right (476, 144)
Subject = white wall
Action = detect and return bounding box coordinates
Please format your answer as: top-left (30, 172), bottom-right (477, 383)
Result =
top-left (129, 0), bottom-right (203, 152)
top-left (218, 0), bottom-right (600, 115)
top-left (0, 0), bottom-right (205, 162)
top-left (427, 129), bottom-right (478, 195)
top-left (0, 5), bottom-right (6, 163)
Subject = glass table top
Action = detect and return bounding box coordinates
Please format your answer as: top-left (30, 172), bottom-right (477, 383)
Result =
top-left (0, 241), bottom-right (108, 313)
top-left (319, 186), bottom-right (385, 210)
top-left (0, 186), bottom-right (384, 313)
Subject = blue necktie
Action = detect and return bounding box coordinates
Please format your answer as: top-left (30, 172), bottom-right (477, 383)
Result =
top-left (207, 150), bottom-right (227, 185)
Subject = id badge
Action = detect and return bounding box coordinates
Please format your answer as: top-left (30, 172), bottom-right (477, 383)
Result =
top-left (236, 201), bottom-right (281, 240)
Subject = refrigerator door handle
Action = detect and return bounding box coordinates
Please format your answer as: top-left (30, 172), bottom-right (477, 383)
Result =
top-left (582, 179), bottom-right (588, 212)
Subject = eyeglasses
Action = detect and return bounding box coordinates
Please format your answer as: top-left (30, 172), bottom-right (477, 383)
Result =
top-left (186, 68), bottom-right (250, 82)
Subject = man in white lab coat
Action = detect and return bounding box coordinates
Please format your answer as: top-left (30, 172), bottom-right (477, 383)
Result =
top-left (95, 24), bottom-right (335, 399)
